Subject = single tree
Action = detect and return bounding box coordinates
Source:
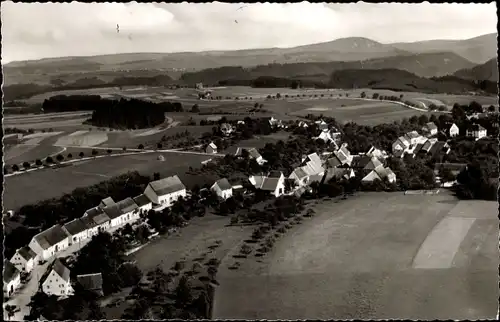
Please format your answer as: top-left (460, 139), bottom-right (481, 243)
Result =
top-left (191, 104), bottom-right (200, 113)
top-left (56, 154), bottom-right (64, 162)
top-left (46, 156), bottom-right (54, 163)
top-left (107, 149), bottom-right (112, 154)
top-left (67, 153), bottom-right (73, 159)
top-left (122, 147), bottom-right (127, 151)
top-left (35, 159), bottom-right (43, 166)
top-left (23, 161), bottom-right (30, 169)
top-left (157, 143), bottom-right (163, 149)
top-left (138, 144), bottom-right (144, 150)
top-left (79, 152), bottom-right (85, 158)
top-left (360, 92), bottom-right (366, 98)
top-left (92, 149), bottom-right (98, 156)
top-left (12, 164), bottom-right (19, 172)
top-left (153, 172), bottom-right (161, 181)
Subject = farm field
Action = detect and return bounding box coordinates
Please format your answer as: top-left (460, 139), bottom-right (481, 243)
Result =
top-left (4, 144), bottom-right (66, 165)
top-left (213, 191), bottom-right (498, 320)
top-left (4, 152), bottom-right (214, 210)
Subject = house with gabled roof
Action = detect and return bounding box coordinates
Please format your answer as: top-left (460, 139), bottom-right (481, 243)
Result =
top-left (428, 141), bottom-right (450, 159)
top-left (315, 119), bottom-right (329, 132)
top-left (10, 246), bottom-right (37, 273)
top-left (206, 142), bottom-right (218, 154)
top-left (82, 207), bottom-right (111, 235)
top-left (144, 175), bottom-right (187, 210)
top-left (77, 273), bottom-right (103, 296)
top-left (421, 138), bottom-right (437, 153)
top-left (99, 197), bottom-right (115, 208)
top-left (211, 178), bottom-right (233, 200)
top-left (392, 136), bottom-right (410, 157)
top-left (422, 122), bottom-right (438, 136)
top-left (133, 194), bottom-right (153, 216)
top-left (250, 171), bottom-right (285, 197)
top-left (63, 218), bottom-right (89, 246)
top-left (29, 224), bottom-right (71, 261)
top-left (362, 165), bottom-right (396, 183)
top-left (466, 124), bottom-right (487, 140)
top-left (366, 146), bottom-right (387, 159)
top-left (4, 260), bottom-right (21, 297)
top-left (315, 130), bottom-right (335, 144)
top-left (352, 155), bottom-right (384, 174)
top-left (446, 122), bottom-right (460, 137)
top-left (42, 259), bottom-right (74, 297)
top-left (328, 167), bottom-right (356, 181)
top-left (235, 147), bottom-right (266, 165)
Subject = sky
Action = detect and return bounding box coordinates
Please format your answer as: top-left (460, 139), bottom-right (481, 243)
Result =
top-left (1, 1), bottom-right (497, 63)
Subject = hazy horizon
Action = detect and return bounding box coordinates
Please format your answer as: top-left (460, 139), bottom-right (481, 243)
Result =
top-left (2, 2), bottom-right (497, 64)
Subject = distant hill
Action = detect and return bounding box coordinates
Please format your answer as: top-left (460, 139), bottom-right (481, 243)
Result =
top-left (180, 52), bottom-right (476, 85)
top-left (453, 58), bottom-right (498, 82)
top-left (328, 68), bottom-right (493, 94)
top-left (392, 33), bottom-right (497, 64)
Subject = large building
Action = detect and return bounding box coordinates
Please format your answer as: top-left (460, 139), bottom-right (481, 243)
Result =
top-left (42, 259), bottom-right (74, 297)
top-left (10, 246), bottom-right (37, 273)
top-left (29, 224), bottom-right (71, 261)
top-left (144, 175), bottom-right (187, 210)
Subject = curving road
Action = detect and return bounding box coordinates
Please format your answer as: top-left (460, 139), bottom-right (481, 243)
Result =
top-left (213, 192), bottom-right (498, 320)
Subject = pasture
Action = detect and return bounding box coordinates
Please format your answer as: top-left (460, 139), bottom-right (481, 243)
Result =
top-left (4, 152), bottom-right (213, 210)
top-left (213, 192), bottom-right (498, 320)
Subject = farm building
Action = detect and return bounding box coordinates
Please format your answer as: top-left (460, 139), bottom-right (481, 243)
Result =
top-left (144, 175), bottom-right (187, 210)
top-left (211, 178), bottom-right (233, 200)
top-left (42, 259), bottom-right (74, 297)
top-left (392, 136), bottom-right (411, 157)
top-left (406, 131), bottom-right (427, 145)
top-left (206, 142), bottom-right (218, 154)
top-left (115, 197), bottom-right (140, 225)
top-left (428, 141), bottom-right (451, 159)
top-left (352, 155), bottom-right (384, 174)
top-left (466, 124), bottom-right (487, 140)
top-left (4, 260), bottom-right (21, 297)
top-left (250, 171), bottom-right (286, 198)
top-left (10, 246), bottom-right (37, 273)
top-left (62, 218), bottom-right (89, 246)
top-left (77, 273), bottom-right (104, 296)
top-left (133, 194), bottom-right (153, 215)
top-left (422, 122), bottom-right (438, 136)
top-left (29, 224), bottom-right (71, 261)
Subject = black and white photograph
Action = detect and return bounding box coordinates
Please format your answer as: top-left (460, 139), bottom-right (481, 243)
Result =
top-left (2, 1), bottom-right (498, 320)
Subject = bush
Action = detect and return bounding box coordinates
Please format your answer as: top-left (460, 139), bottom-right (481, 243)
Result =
top-left (23, 162), bottom-right (30, 169)
top-left (79, 152), bottom-right (85, 158)
top-left (12, 164), bottom-right (19, 172)
top-left (35, 159), bottom-right (43, 166)
top-left (67, 153), bottom-right (72, 159)
top-left (91, 149), bottom-right (98, 156)
top-left (56, 154), bottom-right (64, 162)
top-left (46, 156), bottom-right (54, 163)
top-left (107, 149), bottom-right (112, 154)
top-left (138, 144), bottom-right (144, 150)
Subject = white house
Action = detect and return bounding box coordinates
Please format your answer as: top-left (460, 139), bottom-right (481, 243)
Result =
top-left (133, 194), bottom-right (153, 217)
top-left (448, 123), bottom-right (460, 137)
top-left (42, 259), bottom-right (74, 297)
top-left (250, 171), bottom-right (286, 197)
top-left (144, 175), bottom-right (187, 210)
top-left (235, 147), bottom-right (267, 165)
top-left (405, 131), bottom-right (427, 145)
top-left (315, 120), bottom-right (329, 131)
top-left (206, 142), bottom-right (218, 154)
top-left (298, 121), bottom-right (309, 128)
top-left (10, 246), bottom-right (37, 273)
top-left (103, 198), bottom-right (138, 228)
top-left (392, 136), bottom-right (411, 158)
top-left (82, 207), bottom-right (111, 234)
top-left (422, 122), bottom-right (438, 136)
top-left (366, 146), bottom-right (388, 159)
top-left (466, 124), bottom-right (487, 140)
top-left (269, 117), bottom-right (284, 128)
top-left (211, 178), bottom-right (233, 200)
top-left (62, 218), bottom-right (89, 246)
top-left (315, 130), bottom-right (335, 144)
top-left (29, 224), bottom-right (71, 262)
top-left (4, 261), bottom-right (21, 297)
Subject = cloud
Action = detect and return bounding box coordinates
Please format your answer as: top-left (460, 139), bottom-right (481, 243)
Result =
top-left (1, 1), bottom-right (497, 63)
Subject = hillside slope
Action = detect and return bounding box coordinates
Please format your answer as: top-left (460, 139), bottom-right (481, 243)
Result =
top-left (392, 33), bottom-right (497, 64)
top-left (454, 58), bottom-right (499, 82)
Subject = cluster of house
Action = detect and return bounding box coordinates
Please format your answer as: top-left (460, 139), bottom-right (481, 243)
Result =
top-left (392, 123), bottom-right (451, 159)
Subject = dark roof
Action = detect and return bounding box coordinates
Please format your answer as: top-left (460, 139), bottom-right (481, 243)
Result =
top-left (260, 178), bottom-right (280, 191)
top-left (268, 171), bottom-right (283, 179)
top-left (63, 218), bottom-right (88, 236)
top-left (103, 205), bottom-right (122, 220)
top-left (364, 157), bottom-right (383, 170)
top-left (352, 155), bottom-right (371, 168)
top-left (326, 156), bottom-right (342, 168)
top-left (52, 259), bottom-right (71, 282)
top-left (292, 167), bottom-right (308, 179)
top-left (133, 194), bottom-right (152, 207)
top-left (17, 246), bottom-right (37, 261)
top-left (428, 141), bottom-right (447, 155)
top-left (77, 273), bottom-right (103, 292)
top-left (148, 175), bottom-right (186, 196)
top-left (85, 206), bottom-right (105, 217)
top-left (424, 122), bottom-right (438, 130)
top-left (214, 178), bottom-right (232, 191)
top-left (116, 197), bottom-right (139, 214)
top-left (100, 197), bottom-right (115, 207)
top-left (467, 124), bottom-right (486, 131)
top-left (4, 260), bottom-right (20, 283)
top-left (80, 216), bottom-right (97, 229)
top-left (34, 224), bottom-right (70, 250)
top-left (86, 211), bottom-right (111, 225)
top-left (413, 143), bottom-right (424, 155)
top-left (309, 174), bottom-right (324, 183)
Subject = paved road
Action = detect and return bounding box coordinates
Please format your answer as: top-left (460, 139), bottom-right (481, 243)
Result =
top-left (213, 192), bottom-right (498, 320)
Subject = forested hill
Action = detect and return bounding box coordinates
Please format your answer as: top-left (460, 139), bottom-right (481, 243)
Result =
top-left (453, 58), bottom-right (499, 82)
top-left (179, 51), bottom-right (476, 85)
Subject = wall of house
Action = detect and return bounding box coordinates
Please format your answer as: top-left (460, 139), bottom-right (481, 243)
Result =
top-left (144, 185), bottom-right (159, 204)
top-left (158, 189), bottom-right (187, 207)
top-left (273, 179), bottom-right (285, 197)
top-left (4, 274), bottom-right (21, 297)
top-left (42, 271), bottom-right (73, 296)
top-left (10, 254), bottom-right (28, 272)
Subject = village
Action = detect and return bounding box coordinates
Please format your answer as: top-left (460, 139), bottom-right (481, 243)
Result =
top-left (4, 103), bottom-right (492, 312)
